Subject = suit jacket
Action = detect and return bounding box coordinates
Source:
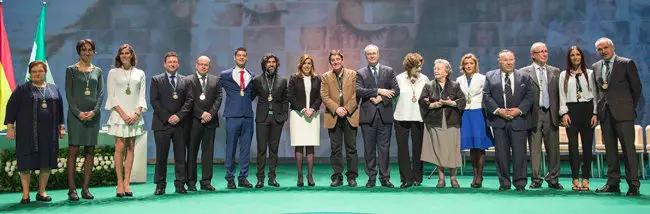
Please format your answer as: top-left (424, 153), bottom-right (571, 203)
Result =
top-left (188, 72), bottom-right (223, 128)
top-left (482, 69), bottom-right (537, 131)
top-left (252, 72), bottom-right (289, 123)
top-left (320, 68), bottom-right (359, 129)
top-left (356, 64), bottom-right (399, 124)
top-left (519, 63), bottom-right (561, 127)
top-left (456, 73), bottom-right (486, 110)
top-left (592, 55), bottom-right (642, 121)
top-left (150, 73), bottom-right (193, 131)
top-left (418, 78), bottom-right (466, 127)
top-left (287, 74), bottom-right (322, 111)
top-left (220, 68), bottom-right (255, 118)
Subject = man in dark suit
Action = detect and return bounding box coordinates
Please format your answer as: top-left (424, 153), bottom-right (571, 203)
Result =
top-left (483, 50), bottom-right (537, 191)
top-left (220, 47), bottom-right (255, 189)
top-left (356, 44), bottom-right (398, 188)
top-left (186, 55), bottom-right (222, 191)
top-left (150, 52), bottom-right (193, 195)
top-left (252, 53), bottom-right (288, 188)
top-left (519, 42), bottom-right (563, 189)
top-left (592, 37), bottom-right (642, 196)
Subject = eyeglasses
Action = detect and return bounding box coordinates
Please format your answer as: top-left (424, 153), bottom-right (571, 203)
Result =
top-left (533, 50), bottom-right (548, 54)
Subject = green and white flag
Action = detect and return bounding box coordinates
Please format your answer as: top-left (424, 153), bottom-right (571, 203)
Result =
top-left (25, 2), bottom-right (53, 84)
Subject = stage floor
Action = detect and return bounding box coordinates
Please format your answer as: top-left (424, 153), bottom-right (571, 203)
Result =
top-left (1, 163), bottom-right (649, 213)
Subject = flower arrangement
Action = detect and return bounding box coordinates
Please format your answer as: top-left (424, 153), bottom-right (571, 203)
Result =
top-left (0, 146), bottom-right (117, 192)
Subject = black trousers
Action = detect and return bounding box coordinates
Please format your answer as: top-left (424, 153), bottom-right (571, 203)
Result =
top-left (255, 115), bottom-right (284, 180)
top-left (493, 122), bottom-right (528, 189)
top-left (394, 120), bottom-right (424, 183)
top-left (360, 112), bottom-right (392, 181)
top-left (328, 117), bottom-right (359, 181)
top-left (566, 102), bottom-right (594, 179)
top-left (187, 120), bottom-right (216, 187)
top-left (153, 126), bottom-right (187, 188)
top-left (601, 108), bottom-right (640, 188)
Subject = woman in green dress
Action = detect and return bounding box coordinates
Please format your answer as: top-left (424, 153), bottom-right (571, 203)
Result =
top-left (65, 39), bottom-right (104, 201)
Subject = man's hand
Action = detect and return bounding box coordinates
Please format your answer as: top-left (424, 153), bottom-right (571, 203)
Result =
top-left (497, 109), bottom-right (512, 120)
top-left (590, 115), bottom-right (598, 128)
top-left (377, 89), bottom-right (395, 98)
top-left (562, 114), bottom-right (571, 127)
top-left (201, 112), bottom-right (212, 123)
top-left (429, 101), bottom-right (443, 109)
top-left (507, 108), bottom-right (521, 117)
top-left (335, 107), bottom-right (347, 117)
top-left (168, 114), bottom-right (180, 125)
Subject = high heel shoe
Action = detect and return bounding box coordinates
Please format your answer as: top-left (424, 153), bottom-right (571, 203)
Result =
top-left (116, 187), bottom-right (125, 198)
top-left (124, 192), bottom-right (133, 197)
top-left (20, 197), bottom-right (30, 204)
top-left (81, 189), bottom-right (94, 200)
top-left (68, 190), bottom-right (79, 201)
top-left (35, 193), bottom-right (52, 202)
top-left (474, 176), bottom-right (483, 188)
top-left (307, 174), bottom-right (315, 187)
top-left (297, 174), bottom-right (304, 187)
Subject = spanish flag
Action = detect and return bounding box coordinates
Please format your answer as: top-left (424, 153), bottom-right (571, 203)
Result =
top-left (0, 1), bottom-right (16, 131)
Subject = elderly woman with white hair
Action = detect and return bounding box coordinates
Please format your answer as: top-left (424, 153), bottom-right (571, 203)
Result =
top-left (419, 59), bottom-right (466, 188)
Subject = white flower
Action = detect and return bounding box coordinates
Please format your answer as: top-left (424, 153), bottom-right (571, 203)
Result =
top-left (8, 171), bottom-right (13, 177)
top-left (109, 156), bottom-right (114, 161)
top-left (110, 163), bottom-right (115, 168)
top-left (51, 169), bottom-right (57, 174)
top-left (34, 170), bottom-right (40, 174)
top-left (103, 165), bottom-right (108, 170)
top-left (58, 168), bottom-right (64, 173)
top-left (76, 167), bottom-right (82, 172)
top-left (94, 160), bottom-right (99, 166)
top-left (12, 160), bottom-right (17, 166)
top-left (6, 161), bottom-right (11, 166)
top-left (93, 157), bottom-right (99, 162)
top-left (98, 156), bottom-right (104, 161)
top-left (77, 162), bottom-right (84, 167)
top-left (57, 163), bottom-right (63, 168)
top-left (10, 165), bottom-right (16, 171)
top-left (4, 166), bottom-right (9, 172)
top-left (94, 166), bottom-right (101, 171)
top-left (76, 157), bottom-right (82, 162)
top-left (61, 158), bottom-right (66, 162)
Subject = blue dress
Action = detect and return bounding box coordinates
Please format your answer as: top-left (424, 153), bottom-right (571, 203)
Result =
top-left (460, 78), bottom-right (494, 150)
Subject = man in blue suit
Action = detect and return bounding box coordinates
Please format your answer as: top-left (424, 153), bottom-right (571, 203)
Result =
top-left (220, 47), bottom-right (255, 189)
top-left (483, 50), bottom-right (537, 191)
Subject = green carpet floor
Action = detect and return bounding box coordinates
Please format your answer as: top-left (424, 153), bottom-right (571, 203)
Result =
top-left (1, 163), bottom-right (649, 214)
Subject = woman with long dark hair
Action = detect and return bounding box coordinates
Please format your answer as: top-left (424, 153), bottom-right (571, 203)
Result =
top-left (558, 46), bottom-right (597, 191)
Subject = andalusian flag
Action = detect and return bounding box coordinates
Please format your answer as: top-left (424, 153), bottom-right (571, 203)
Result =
top-left (0, 0), bottom-right (17, 131)
top-left (25, 2), bottom-right (53, 84)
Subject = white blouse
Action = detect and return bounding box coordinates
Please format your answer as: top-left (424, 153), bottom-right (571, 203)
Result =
top-left (303, 76), bottom-right (312, 110)
top-left (394, 72), bottom-right (429, 121)
top-left (558, 69), bottom-right (597, 116)
top-left (456, 73), bottom-right (486, 110)
top-left (104, 67), bottom-right (148, 125)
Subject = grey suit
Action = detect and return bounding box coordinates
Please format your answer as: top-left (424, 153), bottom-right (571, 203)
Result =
top-left (356, 64), bottom-right (399, 182)
top-left (592, 55), bottom-right (642, 189)
top-left (520, 63), bottom-right (561, 186)
top-left (483, 69), bottom-right (537, 189)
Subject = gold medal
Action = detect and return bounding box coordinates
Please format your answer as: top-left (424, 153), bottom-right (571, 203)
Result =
top-left (41, 100), bottom-right (47, 109)
top-left (84, 88), bottom-right (91, 96)
top-left (240, 89), bottom-right (245, 96)
top-left (268, 94), bottom-right (273, 102)
top-left (199, 93), bottom-right (206, 100)
top-left (576, 93), bottom-right (582, 99)
top-left (411, 96), bottom-right (417, 103)
top-left (125, 87), bottom-right (131, 95)
top-left (467, 99), bottom-right (471, 104)
top-left (602, 82), bottom-right (608, 89)
top-left (172, 92), bottom-right (178, 100)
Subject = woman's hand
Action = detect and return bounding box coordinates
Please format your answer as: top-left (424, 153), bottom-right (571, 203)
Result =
top-left (6, 128), bottom-right (15, 140)
top-left (590, 115), bottom-right (598, 128)
top-left (561, 114), bottom-right (571, 127)
top-left (59, 129), bottom-right (67, 139)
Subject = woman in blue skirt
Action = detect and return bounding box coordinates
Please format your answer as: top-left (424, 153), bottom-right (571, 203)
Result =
top-left (456, 53), bottom-right (494, 188)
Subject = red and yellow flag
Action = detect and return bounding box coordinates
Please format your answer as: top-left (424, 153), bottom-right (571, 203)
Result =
top-left (0, 1), bottom-right (16, 131)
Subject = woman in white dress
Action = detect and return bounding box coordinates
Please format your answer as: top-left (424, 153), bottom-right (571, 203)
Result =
top-left (287, 54), bottom-right (321, 187)
top-left (105, 44), bottom-right (147, 197)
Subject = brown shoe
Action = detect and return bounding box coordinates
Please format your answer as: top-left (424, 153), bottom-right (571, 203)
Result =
top-left (580, 179), bottom-right (590, 191)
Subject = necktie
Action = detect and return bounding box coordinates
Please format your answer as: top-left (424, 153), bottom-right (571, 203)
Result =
top-left (170, 75), bottom-right (176, 88)
top-left (538, 67), bottom-right (549, 108)
top-left (240, 70), bottom-right (245, 90)
top-left (504, 72), bottom-right (514, 108)
top-left (603, 60), bottom-right (610, 81)
top-left (200, 75), bottom-right (206, 88)
top-left (371, 66), bottom-right (378, 84)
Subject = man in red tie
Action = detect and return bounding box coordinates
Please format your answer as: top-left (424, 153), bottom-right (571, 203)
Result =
top-left (219, 47), bottom-right (255, 189)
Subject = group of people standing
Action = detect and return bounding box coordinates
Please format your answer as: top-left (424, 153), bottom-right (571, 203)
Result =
top-left (3, 36), bottom-right (642, 204)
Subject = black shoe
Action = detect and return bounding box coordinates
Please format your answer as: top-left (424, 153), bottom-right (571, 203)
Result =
top-left (595, 184), bottom-right (621, 193)
top-left (268, 179), bottom-right (280, 187)
top-left (471, 183), bottom-right (482, 188)
top-left (330, 179), bottom-right (343, 187)
top-left (175, 187), bottom-right (187, 194)
top-left (529, 181), bottom-right (542, 189)
top-left (365, 180), bottom-right (376, 188)
top-left (348, 179), bottom-right (357, 187)
top-left (450, 179), bottom-right (460, 188)
top-left (187, 185), bottom-right (197, 191)
top-left (400, 182), bottom-right (413, 189)
top-left (154, 186), bottom-right (165, 195)
top-left (20, 197), bottom-right (30, 204)
top-left (238, 178), bottom-right (253, 188)
top-left (124, 192), bottom-right (133, 197)
top-left (201, 184), bottom-right (216, 191)
top-left (226, 181), bottom-right (236, 189)
top-left (436, 179), bottom-right (446, 188)
top-left (413, 181), bottom-right (422, 186)
top-left (548, 182), bottom-right (564, 190)
top-left (515, 186), bottom-right (526, 191)
top-left (116, 193), bottom-right (125, 198)
top-left (81, 189), bottom-right (94, 200)
top-left (380, 180), bottom-right (395, 188)
top-left (255, 180), bottom-right (264, 188)
top-left (308, 180), bottom-right (315, 187)
top-left (627, 187), bottom-right (641, 196)
top-left (498, 185), bottom-right (511, 191)
top-left (35, 193), bottom-right (52, 202)
top-left (68, 190), bottom-right (79, 201)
